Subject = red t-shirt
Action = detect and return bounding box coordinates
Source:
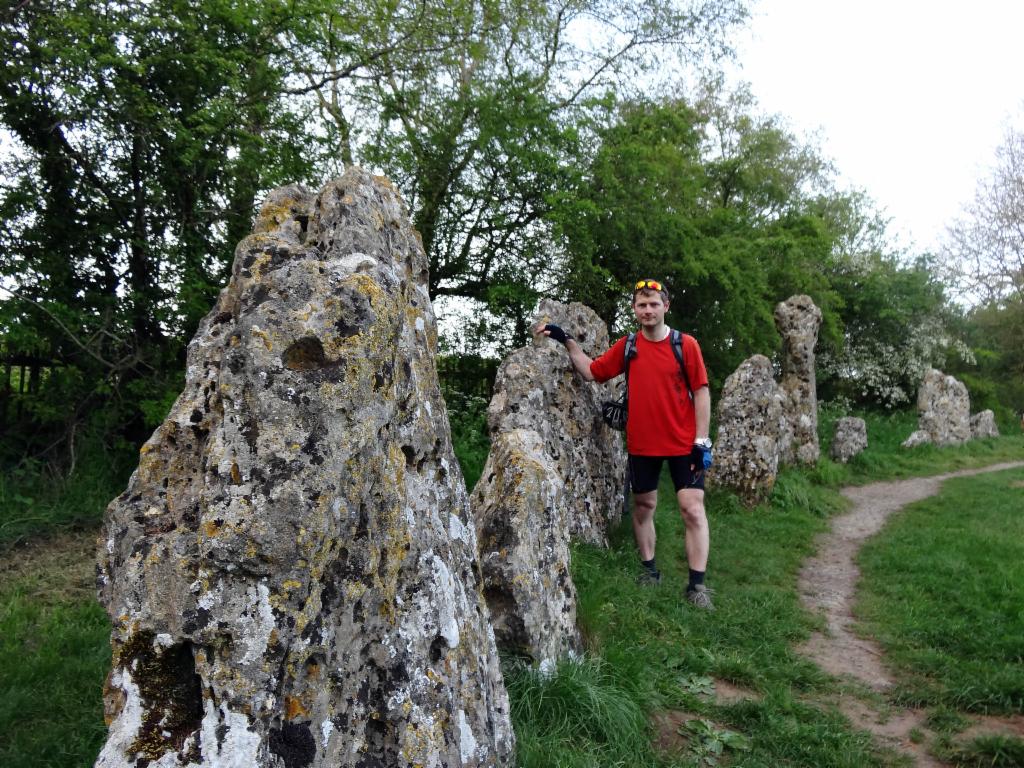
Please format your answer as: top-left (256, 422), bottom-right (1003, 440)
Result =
top-left (590, 331), bottom-right (709, 456)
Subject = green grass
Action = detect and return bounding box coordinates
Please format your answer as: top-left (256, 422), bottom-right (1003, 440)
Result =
top-left (815, 407), bottom-right (1024, 487)
top-left (0, 535), bottom-right (111, 768)
top-left (560, 474), bottom-right (896, 768)
top-left (505, 655), bottom-right (650, 767)
top-left (0, 435), bottom-right (134, 551)
top-left (855, 467), bottom-right (1024, 715)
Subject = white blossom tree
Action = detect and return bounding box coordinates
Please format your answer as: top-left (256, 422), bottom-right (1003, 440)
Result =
top-left (943, 124), bottom-right (1024, 305)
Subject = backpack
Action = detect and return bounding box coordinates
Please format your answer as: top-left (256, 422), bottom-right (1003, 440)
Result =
top-left (601, 329), bottom-right (693, 431)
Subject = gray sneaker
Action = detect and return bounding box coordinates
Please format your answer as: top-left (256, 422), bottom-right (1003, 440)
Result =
top-left (685, 584), bottom-right (715, 610)
top-left (636, 568), bottom-right (662, 586)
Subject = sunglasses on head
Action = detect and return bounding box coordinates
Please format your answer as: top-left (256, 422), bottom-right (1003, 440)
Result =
top-left (634, 279), bottom-right (663, 291)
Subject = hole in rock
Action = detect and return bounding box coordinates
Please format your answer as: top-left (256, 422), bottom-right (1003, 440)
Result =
top-left (283, 337), bottom-right (330, 371)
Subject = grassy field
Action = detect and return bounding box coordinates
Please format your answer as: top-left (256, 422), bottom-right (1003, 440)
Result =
top-left (856, 466), bottom-right (1024, 766)
top-left (0, 410), bottom-right (1022, 767)
top-left (0, 534), bottom-right (111, 768)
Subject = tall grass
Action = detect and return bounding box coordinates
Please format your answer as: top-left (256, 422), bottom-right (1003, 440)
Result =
top-left (505, 655), bottom-right (651, 767)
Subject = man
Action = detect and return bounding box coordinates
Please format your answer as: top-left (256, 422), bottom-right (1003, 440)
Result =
top-left (534, 279), bottom-right (715, 609)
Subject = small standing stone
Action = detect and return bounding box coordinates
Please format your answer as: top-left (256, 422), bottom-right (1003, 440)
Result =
top-left (830, 417), bottom-right (868, 463)
top-left (907, 368), bottom-right (971, 447)
top-left (709, 355), bottom-right (786, 506)
top-left (970, 409), bottom-right (1000, 439)
top-left (774, 295), bottom-right (823, 465)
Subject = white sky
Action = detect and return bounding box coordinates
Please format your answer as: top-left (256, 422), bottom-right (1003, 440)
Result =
top-left (726, 0), bottom-right (1024, 253)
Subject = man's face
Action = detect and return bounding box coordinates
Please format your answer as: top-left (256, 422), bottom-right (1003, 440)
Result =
top-left (632, 290), bottom-right (668, 328)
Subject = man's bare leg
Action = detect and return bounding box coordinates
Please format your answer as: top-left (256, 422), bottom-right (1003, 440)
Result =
top-left (632, 490), bottom-right (658, 561)
top-left (677, 488), bottom-right (708, 571)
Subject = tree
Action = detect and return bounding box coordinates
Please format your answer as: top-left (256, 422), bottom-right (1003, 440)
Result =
top-left (282, 0), bottom-right (748, 317)
top-left (553, 90), bottom-right (848, 386)
top-left (943, 124), bottom-right (1024, 305)
top-left (0, 0), bottom-right (316, 459)
top-left (940, 123), bottom-right (1024, 417)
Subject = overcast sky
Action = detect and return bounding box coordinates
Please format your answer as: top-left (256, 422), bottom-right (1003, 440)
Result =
top-left (725, 0), bottom-right (1024, 253)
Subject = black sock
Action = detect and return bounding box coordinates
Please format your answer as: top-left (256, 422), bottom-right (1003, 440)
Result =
top-left (687, 569), bottom-right (705, 591)
top-left (641, 557), bottom-right (659, 575)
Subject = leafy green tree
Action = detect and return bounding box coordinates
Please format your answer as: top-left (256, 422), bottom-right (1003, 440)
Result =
top-left (553, 91), bottom-right (847, 386)
top-left (949, 299), bottom-right (1024, 418)
top-left (283, 0), bottom-right (748, 331)
top-left (0, 0), bottom-right (315, 459)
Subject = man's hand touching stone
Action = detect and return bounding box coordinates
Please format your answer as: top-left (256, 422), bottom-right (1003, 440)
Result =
top-left (536, 323), bottom-right (572, 345)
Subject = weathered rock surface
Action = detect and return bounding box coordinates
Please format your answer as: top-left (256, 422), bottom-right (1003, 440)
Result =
top-left (901, 429), bottom-right (932, 449)
top-left (96, 170), bottom-right (514, 768)
top-left (482, 299), bottom-right (625, 547)
top-left (970, 409), bottom-right (1000, 439)
top-left (471, 429), bottom-right (577, 670)
top-left (471, 299), bottom-right (624, 665)
top-left (709, 355), bottom-right (786, 506)
top-left (775, 295), bottom-right (822, 465)
top-left (830, 417), bottom-right (868, 463)
top-left (909, 368), bottom-right (971, 447)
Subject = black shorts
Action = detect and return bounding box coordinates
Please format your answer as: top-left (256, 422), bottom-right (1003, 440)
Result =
top-left (628, 454), bottom-right (705, 493)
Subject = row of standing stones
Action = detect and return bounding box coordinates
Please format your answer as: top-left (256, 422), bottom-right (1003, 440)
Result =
top-left (713, 307), bottom-right (1000, 507)
top-left (93, 171), bottom-right (1001, 768)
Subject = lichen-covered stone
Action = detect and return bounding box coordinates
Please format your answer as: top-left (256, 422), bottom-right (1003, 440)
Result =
top-left (901, 429), bottom-right (932, 448)
top-left (471, 300), bottom-right (624, 665)
top-left (970, 409), bottom-right (1000, 439)
top-left (830, 417), bottom-right (867, 463)
top-left (774, 295), bottom-right (822, 465)
top-left (709, 355), bottom-right (786, 506)
top-left (471, 429), bottom-right (578, 670)
top-left (482, 299), bottom-right (625, 547)
top-left (910, 368), bottom-right (971, 447)
top-left (96, 169), bottom-right (514, 768)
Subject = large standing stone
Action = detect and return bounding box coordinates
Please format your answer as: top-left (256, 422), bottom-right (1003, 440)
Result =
top-left (774, 295), bottom-right (823, 465)
top-left (481, 299), bottom-right (625, 547)
top-left (970, 409), bottom-right (1000, 439)
top-left (830, 417), bottom-right (868, 463)
top-left (96, 170), bottom-right (514, 768)
top-left (709, 355), bottom-right (786, 506)
top-left (910, 368), bottom-right (971, 447)
top-left (471, 300), bottom-right (625, 666)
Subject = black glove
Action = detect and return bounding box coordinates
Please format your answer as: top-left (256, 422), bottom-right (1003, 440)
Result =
top-left (690, 443), bottom-right (713, 471)
top-left (543, 324), bottom-right (572, 345)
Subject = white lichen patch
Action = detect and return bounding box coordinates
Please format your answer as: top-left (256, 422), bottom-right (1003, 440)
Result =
top-left (197, 583), bottom-right (220, 612)
top-left (198, 700), bottom-right (263, 768)
top-left (431, 556), bottom-right (460, 650)
top-left (237, 583), bottom-right (275, 665)
top-left (457, 709), bottom-right (479, 763)
top-left (448, 513), bottom-right (469, 544)
top-left (93, 670), bottom-right (143, 767)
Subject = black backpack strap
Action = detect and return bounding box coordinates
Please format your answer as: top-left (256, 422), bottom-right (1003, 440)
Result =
top-left (621, 332), bottom-right (638, 408)
top-left (670, 329), bottom-right (694, 401)
top-left (623, 332), bottom-right (638, 384)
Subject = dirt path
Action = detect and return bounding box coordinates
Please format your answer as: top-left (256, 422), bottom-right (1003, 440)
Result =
top-left (797, 461), bottom-right (1024, 766)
